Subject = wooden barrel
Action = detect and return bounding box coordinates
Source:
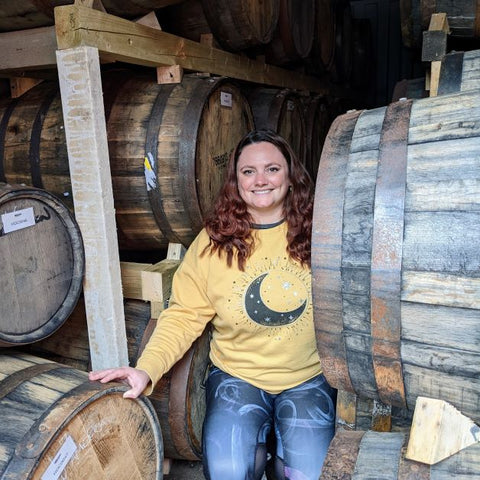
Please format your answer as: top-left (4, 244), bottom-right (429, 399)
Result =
top-left (312, 90), bottom-right (480, 423)
top-left (248, 87), bottom-right (306, 164)
top-left (391, 77), bottom-right (428, 101)
top-left (23, 298), bottom-right (210, 461)
top-left (0, 351), bottom-right (162, 479)
top-left (437, 49), bottom-right (480, 95)
top-left (0, 184), bottom-right (84, 347)
top-left (305, 0), bottom-right (336, 76)
top-left (0, 0), bottom-right (185, 32)
top-left (265, 0), bottom-right (315, 66)
top-left (303, 95), bottom-right (332, 182)
top-left (329, 0), bottom-right (353, 84)
top-left (0, 74), bottom-right (254, 249)
top-left (321, 429), bottom-right (480, 479)
top-left (160, 0), bottom-right (213, 44)
top-left (400, 0), bottom-right (480, 48)
top-left (200, 0), bottom-right (280, 52)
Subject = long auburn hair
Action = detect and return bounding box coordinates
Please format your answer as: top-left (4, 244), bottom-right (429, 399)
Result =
top-left (203, 129), bottom-right (314, 271)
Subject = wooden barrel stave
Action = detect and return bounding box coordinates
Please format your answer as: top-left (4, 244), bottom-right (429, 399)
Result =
top-left (0, 184), bottom-right (84, 347)
top-left (22, 298), bottom-right (210, 461)
top-left (321, 429), bottom-right (480, 479)
top-left (0, 352), bottom-right (162, 479)
top-left (0, 74), bottom-right (253, 250)
top-left (313, 89), bottom-right (480, 422)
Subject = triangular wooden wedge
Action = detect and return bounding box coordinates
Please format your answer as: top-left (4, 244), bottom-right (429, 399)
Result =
top-left (406, 396), bottom-right (480, 465)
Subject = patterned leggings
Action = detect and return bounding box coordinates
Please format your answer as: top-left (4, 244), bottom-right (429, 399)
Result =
top-left (202, 367), bottom-right (336, 480)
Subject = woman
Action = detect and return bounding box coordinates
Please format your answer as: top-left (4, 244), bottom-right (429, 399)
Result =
top-left (89, 129), bottom-right (336, 480)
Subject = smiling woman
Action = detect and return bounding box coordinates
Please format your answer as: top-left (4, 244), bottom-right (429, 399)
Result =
top-left (89, 129), bottom-right (336, 480)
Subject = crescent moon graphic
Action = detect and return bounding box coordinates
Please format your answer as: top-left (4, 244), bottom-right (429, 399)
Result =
top-left (244, 273), bottom-right (307, 326)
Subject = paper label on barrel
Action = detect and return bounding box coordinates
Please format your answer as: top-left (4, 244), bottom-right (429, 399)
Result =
top-left (1, 207), bottom-right (35, 234)
top-left (220, 91), bottom-right (233, 108)
top-left (41, 435), bottom-right (77, 480)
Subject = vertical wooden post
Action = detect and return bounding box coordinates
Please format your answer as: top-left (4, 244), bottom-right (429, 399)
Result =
top-left (56, 46), bottom-right (128, 369)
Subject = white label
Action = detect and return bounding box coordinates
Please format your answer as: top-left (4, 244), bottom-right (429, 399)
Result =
top-left (41, 435), bottom-right (77, 480)
top-left (220, 91), bottom-right (233, 108)
top-left (1, 207), bottom-right (35, 234)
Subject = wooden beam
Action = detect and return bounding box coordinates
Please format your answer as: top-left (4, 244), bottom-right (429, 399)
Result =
top-left (54, 4), bottom-right (328, 93)
top-left (56, 45), bottom-right (129, 370)
top-left (0, 26), bottom-right (57, 72)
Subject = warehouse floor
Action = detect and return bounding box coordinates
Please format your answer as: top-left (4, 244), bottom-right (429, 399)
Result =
top-left (164, 459), bottom-right (205, 479)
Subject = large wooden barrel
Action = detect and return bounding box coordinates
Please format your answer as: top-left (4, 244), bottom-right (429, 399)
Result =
top-left (0, 351), bottom-right (162, 479)
top-left (200, 0), bottom-right (280, 52)
top-left (23, 298), bottom-right (210, 461)
top-left (0, 0), bottom-right (185, 32)
top-left (0, 74), bottom-right (254, 249)
top-left (248, 87), bottom-right (306, 164)
top-left (400, 0), bottom-right (480, 48)
top-left (265, 0), bottom-right (315, 66)
top-left (312, 89), bottom-right (480, 423)
top-left (0, 184), bottom-right (84, 347)
top-left (321, 429), bottom-right (480, 479)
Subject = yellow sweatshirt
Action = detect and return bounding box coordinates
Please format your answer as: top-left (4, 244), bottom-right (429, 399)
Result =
top-left (136, 221), bottom-right (321, 394)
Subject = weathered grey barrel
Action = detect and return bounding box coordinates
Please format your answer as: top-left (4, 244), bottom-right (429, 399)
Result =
top-left (321, 429), bottom-right (480, 479)
top-left (312, 89), bottom-right (480, 423)
top-left (0, 0), bottom-right (185, 32)
top-left (0, 351), bottom-right (162, 479)
top-left (24, 298), bottom-right (210, 461)
top-left (0, 74), bottom-right (254, 249)
top-left (400, 0), bottom-right (480, 48)
top-left (0, 184), bottom-right (84, 346)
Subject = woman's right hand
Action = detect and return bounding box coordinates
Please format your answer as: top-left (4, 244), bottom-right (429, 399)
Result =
top-left (88, 366), bottom-right (151, 399)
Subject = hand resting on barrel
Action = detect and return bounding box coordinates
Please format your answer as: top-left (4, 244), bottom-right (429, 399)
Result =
top-left (89, 367), bottom-right (150, 399)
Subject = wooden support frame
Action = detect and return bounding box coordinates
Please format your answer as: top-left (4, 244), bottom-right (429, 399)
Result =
top-left (56, 45), bottom-right (129, 370)
top-left (53, 4), bottom-right (328, 93)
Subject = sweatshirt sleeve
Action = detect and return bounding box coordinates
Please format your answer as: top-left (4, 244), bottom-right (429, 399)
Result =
top-left (136, 231), bottom-right (215, 393)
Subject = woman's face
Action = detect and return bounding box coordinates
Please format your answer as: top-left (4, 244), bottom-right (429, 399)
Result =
top-left (236, 141), bottom-right (291, 224)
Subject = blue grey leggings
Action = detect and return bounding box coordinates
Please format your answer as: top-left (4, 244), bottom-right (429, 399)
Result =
top-left (202, 367), bottom-right (336, 480)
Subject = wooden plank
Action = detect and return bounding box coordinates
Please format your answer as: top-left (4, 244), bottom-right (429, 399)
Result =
top-left (406, 396), bottom-right (480, 465)
top-left (53, 4), bottom-right (328, 93)
top-left (120, 262), bottom-right (152, 300)
top-left (56, 45), bottom-right (128, 370)
top-left (0, 26), bottom-right (57, 72)
top-left (141, 259), bottom-right (180, 303)
top-left (401, 271), bottom-right (480, 309)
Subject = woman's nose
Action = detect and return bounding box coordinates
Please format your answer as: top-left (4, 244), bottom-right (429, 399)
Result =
top-left (254, 172), bottom-right (267, 185)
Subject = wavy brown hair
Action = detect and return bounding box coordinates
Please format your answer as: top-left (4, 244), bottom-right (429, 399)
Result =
top-left (203, 129), bottom-right (314, 271)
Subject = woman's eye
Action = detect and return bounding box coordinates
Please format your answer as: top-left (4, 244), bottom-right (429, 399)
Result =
top-left (267, 166), bottom-right (280, 173)
top-left (241, 169), bottom-right (254, 175)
